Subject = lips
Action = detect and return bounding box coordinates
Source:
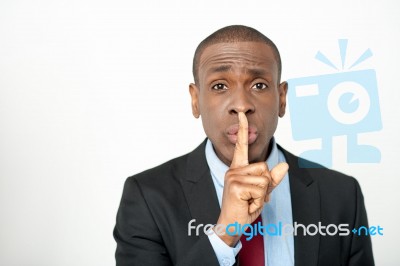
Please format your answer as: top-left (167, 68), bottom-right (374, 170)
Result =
top-left (226, 124), bottom-right (258, 145)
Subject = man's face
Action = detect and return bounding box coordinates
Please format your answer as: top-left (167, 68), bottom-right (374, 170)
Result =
top-left (189, 41), bottom-right (287, 166)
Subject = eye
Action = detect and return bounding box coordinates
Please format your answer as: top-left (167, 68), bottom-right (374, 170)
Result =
top-left (252, 83), bottom-right (267, 90)
top-left (212, 83), bottom-right (228, 91)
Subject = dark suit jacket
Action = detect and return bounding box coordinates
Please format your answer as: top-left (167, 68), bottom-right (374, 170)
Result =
top-left (114, 140), bottom-right (374, 266)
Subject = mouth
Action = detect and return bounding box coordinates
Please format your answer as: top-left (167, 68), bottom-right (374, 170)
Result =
top-left (226, 124), bottom-right (258, 145)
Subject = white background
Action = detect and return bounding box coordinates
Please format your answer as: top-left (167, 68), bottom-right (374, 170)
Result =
top-left (1, 0), bottom-right (399, 265)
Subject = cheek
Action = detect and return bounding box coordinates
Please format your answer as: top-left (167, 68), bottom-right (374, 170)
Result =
top-left (199, 98), bottom-right (228, 141)
top-left (199, 95), bottom-right (225, 121)
top-left (257, 100), bottom-right (280, 133)
top-left (201, 110), bottom-right (223, 137)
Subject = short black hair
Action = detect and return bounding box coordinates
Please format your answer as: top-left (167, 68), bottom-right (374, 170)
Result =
top-left (192, 25), bottom-right (282, 85)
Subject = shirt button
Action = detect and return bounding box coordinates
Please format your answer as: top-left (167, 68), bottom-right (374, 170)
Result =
top-left (221, 257), bottom-right (231, 266)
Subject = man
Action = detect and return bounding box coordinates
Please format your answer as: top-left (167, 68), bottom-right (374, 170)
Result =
top-left (114, 25), bottom-right (374, 265)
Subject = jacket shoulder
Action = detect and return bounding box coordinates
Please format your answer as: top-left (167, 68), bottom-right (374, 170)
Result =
top-left (125, 152), bottom-right (189, 189)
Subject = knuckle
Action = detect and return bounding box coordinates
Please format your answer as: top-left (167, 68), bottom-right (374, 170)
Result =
top-left (260, 177), bottom-right (269, 188)
top-left (254, 174), bottom-right (268, 187)
top-left (254, 186), bottom-right (266, 197)
top-left (255, 162), bottom-right (268, 172)
top-left (261, 162), bottom-right (268, 172)
top-left (225, 172), bottom-right (238, 184)
top-left (230, 182), bottom-right (242, 195)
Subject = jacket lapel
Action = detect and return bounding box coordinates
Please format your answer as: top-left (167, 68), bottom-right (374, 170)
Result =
top-left (280, 146), bottom-right (321, 266)
top-left (180, 140), bottom-right (221, 226)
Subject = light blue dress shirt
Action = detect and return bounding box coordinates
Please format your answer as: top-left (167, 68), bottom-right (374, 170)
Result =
top-left (205, 138), bottom-right (294, 266)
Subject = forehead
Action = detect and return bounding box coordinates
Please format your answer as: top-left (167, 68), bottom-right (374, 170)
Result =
top-left (198, 42), bottom-right (278, 79)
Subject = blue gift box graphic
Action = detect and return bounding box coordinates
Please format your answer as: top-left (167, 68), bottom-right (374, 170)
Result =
top-left (287, 40), bottom-right (382, 168)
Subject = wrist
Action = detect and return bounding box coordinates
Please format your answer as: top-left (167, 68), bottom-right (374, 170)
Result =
top-left (218, 233), bottom-right (241, 247)
top-left (213, 222), bottom-right (241, 247)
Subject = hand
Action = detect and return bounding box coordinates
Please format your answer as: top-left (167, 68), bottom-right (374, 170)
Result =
top-left (214, 112), bottom-right (289, 246)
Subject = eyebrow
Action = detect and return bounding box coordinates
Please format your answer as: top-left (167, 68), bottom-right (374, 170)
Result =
top-left (209, 65), bottom-right (232, 73)
top-left (246, 68), bottom-right (268, 77)
top-left (208, 65), bottom-right (268, 77)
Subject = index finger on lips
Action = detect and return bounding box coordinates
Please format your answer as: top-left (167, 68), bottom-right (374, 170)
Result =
top-left (230, 112), bottom-right (249, 169)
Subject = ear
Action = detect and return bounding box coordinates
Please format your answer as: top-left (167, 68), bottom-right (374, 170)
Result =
top-left (278, 81), bottom-right (288, 117)
top-left (189, 83), bottom-right (200, 118)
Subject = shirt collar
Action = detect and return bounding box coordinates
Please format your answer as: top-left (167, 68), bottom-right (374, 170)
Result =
top-left (205, 137), bottom-right (279, 188)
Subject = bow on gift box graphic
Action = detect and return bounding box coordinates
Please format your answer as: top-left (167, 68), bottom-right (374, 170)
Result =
top-left (287, 39), bottom-right (382, 168)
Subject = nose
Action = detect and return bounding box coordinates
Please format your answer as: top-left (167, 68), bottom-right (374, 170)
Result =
top-left (228, 88), bottom-right (255, 115)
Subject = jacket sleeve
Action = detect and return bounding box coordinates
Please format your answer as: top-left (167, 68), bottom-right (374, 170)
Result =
top-left (348, 179), bottom-right (375, 266)
top-left (113, 177), bottom-right (220, 266)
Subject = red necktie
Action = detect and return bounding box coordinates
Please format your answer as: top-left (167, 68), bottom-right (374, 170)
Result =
top-left (238, 215), bottom-right (265, 266)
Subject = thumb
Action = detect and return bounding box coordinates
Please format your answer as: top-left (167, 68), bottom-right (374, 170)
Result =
top-left (268, 162), bottom-right (289, 193)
